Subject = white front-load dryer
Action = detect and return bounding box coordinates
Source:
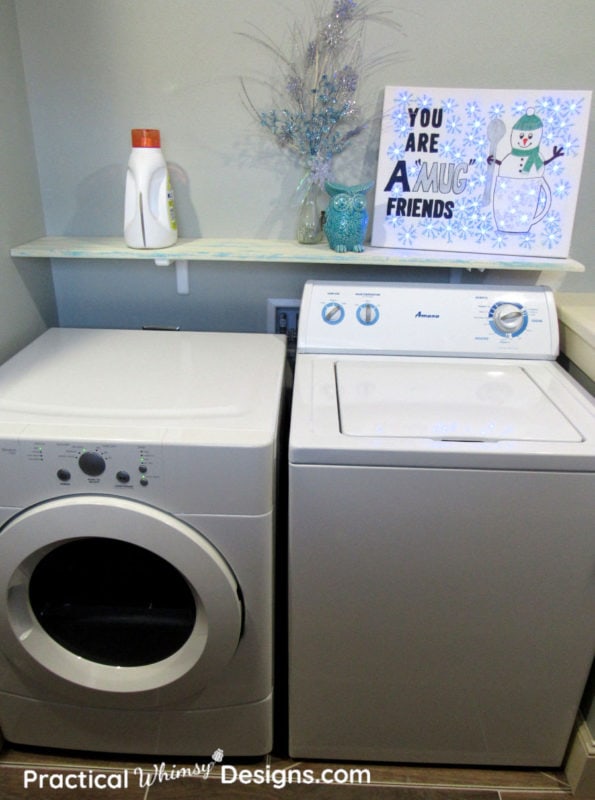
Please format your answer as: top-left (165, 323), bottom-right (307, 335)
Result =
top-left (0, 328), bottom-right (286, 756)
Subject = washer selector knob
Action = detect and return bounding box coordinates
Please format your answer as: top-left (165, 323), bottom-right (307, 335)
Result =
top-left (78, 450), bottom-right (106, 476)
top-left (356, 302), bottom-right (380, 326)
top-left (489, 302), bottom-right (528, 337)
top-left (322, 302), bottom-right (345, 325)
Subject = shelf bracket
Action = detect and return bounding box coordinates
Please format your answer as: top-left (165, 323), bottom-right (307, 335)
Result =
top-left (154, 258), bottom-right (190, 295)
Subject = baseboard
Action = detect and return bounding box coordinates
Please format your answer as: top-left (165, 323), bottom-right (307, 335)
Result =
top-left (565, 715), bottom-right (595, 798)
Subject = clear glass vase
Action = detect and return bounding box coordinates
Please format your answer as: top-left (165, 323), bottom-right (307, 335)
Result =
top-left (296, 180), bottom-right (323, 244)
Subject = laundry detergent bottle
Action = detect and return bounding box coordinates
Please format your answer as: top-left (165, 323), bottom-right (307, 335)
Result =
top-left (124, 128), bottom-right (177, 248)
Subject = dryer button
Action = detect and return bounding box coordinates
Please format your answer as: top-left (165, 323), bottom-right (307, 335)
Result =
top-left (57, 469), bottom-right (71, 482)
top-left (116, 471), bottom-right (130, 484)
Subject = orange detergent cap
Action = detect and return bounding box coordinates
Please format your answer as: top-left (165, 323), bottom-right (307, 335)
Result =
top-left (131, 129), bottom-right (161, 148)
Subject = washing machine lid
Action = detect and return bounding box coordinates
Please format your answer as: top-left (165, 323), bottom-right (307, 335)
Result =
top-left (289, 354), bottom-right (595, 469)
top-left (0, 328), bottom-right (286, 443)
top-left (336, 361), bottom-right (582, 442)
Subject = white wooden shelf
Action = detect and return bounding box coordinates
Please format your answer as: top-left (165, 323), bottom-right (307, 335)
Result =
top-left (11, 236), bottom-right (584, 295)
top-left (11, 236), bottom-right (585, 271)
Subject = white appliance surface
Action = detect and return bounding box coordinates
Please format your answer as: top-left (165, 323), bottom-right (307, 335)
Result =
top-left (290, 281), bottom-right (595, 469)
top-left (297, 280), bottom-right (559, 357)
top-left (288, 280), bottom-right (595, 767)
top-left (0, 327), bottom-right (280, 437)
top-left (0, 327), bottom-right (286, 757)
top-left (0, 329), bottom-right (285, 513)
top-left (336, 361), bottom-right (582, 441)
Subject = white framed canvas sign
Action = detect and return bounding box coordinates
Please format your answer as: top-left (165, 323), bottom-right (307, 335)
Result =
top-left (371, 87), bottom-right (591, 258)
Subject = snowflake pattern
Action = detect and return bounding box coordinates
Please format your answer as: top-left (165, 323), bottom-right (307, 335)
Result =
top-left (376, 88), bottom-right (590, 256)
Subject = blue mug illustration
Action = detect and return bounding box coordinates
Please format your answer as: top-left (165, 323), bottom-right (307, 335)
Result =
top-left (488, 109), bottom-right (563, 234)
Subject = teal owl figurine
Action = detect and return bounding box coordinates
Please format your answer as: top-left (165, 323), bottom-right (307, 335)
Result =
top-left (324, 181), bottom-right (374, 252)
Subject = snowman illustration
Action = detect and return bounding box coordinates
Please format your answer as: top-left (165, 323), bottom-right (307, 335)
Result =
top-left (488, 109), bottom-right (564, 233)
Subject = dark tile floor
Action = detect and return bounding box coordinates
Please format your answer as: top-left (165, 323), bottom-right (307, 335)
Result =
top-left (0, 744), bottom-right (572, 800)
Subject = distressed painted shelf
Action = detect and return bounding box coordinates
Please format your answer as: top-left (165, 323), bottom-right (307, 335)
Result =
top-left (11, 236), bottom-right (584, 294)
top-left (11, 236), bottom-right (585, 271)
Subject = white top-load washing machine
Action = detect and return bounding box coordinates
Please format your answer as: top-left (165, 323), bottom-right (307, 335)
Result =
top-left (289, 280), bottom-right (595, 766)
top-left (0, 327), bottom-right (286, 757)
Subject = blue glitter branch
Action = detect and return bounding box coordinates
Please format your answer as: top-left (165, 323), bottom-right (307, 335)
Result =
top-left (240, 1), bottom-right (399, 188)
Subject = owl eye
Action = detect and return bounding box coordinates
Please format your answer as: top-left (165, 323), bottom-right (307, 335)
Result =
top-left (333, 196), bottom-right (350, 210)
top-left (353, 196), bottom-right (365, 210)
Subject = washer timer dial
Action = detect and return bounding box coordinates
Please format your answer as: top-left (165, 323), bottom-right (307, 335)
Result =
top-left (488, 301), bottom-right (528, 337)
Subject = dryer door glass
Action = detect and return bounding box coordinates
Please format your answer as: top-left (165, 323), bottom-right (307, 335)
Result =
top-left (29, 539), bottom-right (196, 667)
top-left (0, 495), bottom-right (244, 697)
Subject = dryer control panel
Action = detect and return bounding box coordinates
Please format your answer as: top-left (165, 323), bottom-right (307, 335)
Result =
top-left (298, 281), bottom-right (559, 358)
top-left (0, 440), bottom-right (164, 508)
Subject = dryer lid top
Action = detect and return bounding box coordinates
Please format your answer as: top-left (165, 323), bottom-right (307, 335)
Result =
top-left (0, 328), bottom-right (286, 436)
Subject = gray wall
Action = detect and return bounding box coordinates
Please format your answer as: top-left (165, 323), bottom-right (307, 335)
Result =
top-left (0, 1), bottom-right (56, 362)
top-left (12, 0), bottom-right (595, 330)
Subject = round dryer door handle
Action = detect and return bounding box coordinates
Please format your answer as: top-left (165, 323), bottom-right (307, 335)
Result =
top-left (0, 495), bottom-right (244, 708)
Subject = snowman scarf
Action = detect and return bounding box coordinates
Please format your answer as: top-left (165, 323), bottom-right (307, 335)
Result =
top-left (511, 145), bottom-right (544, 173)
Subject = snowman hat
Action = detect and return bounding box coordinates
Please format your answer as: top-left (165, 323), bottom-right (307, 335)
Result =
top-left (513, 108), bottom-right (543, 131)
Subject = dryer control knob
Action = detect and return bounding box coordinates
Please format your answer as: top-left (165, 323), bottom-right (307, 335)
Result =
top-left (79, 451), bottom-right (106, 476)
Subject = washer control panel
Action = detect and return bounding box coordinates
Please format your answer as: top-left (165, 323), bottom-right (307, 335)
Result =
top-left (298, 280), bottom-right (559, 358)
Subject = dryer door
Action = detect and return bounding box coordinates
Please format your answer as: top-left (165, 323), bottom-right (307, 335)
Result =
top-left (0, 495), bottom-right (243, 707)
